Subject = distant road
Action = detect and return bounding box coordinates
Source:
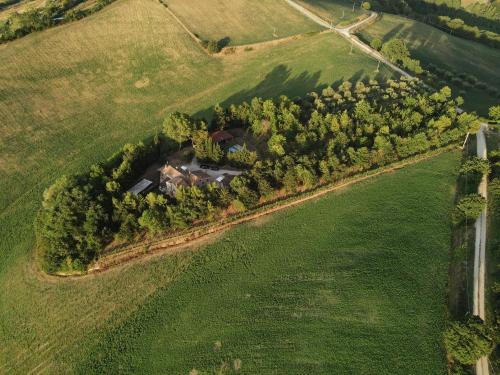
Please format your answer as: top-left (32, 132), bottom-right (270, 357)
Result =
top-left (474, 123), bottom-right (489, 375)
top-left (285, 1), bottom-right (490, 374)
top-left (284, 1), bottom-right (411, 77)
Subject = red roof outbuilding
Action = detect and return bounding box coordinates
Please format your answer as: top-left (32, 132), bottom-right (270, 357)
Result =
top-left (210, 130), bottom-right (233, 143)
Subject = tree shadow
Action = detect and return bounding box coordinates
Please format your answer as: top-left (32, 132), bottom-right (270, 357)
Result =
top-left (192, 64), bottom-right (372, 122)
top-left (381, 21), bottom-right (406, 43)
top-left (217, 37), bottom-right (231, 49)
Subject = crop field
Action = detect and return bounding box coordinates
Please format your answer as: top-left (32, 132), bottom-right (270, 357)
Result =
top-left (295, 0), bottom-right (369, 26)
top-left (0, 0), bottom-right (46, 20)
top-left (0, 0), bottom-right (395, 372)
top-left (165, 0), bottom-right (324, 46)
top-left (357, 13), bottom-right (500, 115)
top-left (76, 152), bottom-right (460, 375)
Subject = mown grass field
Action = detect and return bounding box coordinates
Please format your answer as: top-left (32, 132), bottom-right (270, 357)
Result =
top-left (295, 0), bottom-right (369, 26)
top-left (0, 0), bottom-right (395, 372)
top-left (165, 0), bottom-right (324, 46)
top-left (357, 13), bottom-right (500, 115)
top-left (75, 152), bottom-right (460, 375)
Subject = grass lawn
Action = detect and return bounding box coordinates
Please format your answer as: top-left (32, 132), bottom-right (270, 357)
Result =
top-left (0, 0), bottom-right (395, 372)
top-left (295, 0), bottom-right (369, 26)
top-left (165, 0), bottom-right (324, 46)
top-left (75, 151), bottom-right (460, 375)
top-left (357, 13), bottom-right (500, 115)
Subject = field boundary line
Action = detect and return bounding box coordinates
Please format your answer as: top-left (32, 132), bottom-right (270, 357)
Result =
top-left (157, 0), bottom-right (206, 51)
top-left (36, 146), bottom-right (458, 281)
top-left (216, 30), bottom-right (331, 56)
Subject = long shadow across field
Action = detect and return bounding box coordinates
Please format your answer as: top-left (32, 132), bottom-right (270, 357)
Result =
top-left (193, 64), bottom-right (377, 121)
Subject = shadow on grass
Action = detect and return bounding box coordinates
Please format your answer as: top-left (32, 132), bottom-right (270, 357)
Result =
top-left (193, 64), bottom-right (374, 122)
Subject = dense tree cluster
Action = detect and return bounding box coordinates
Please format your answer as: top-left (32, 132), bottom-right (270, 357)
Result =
top-left (0, 0), bottom-right (115, 43)
top-left (372, 0), bottom-right (500, 49)
top-left (444, 316), bottom-right (495, 367)
top-left (36, 79), bottom-right (480, 272)
top-left (380, 39), bottom-right (423, 74)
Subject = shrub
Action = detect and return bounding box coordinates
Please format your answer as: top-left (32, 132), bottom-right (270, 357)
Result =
top-left (454, 193), bottom-right (486, 223)
top-left (443, 317), bottom-right (495, 365)
top-left (370, 38), bottom-right (382, 51)
top-left (489, 105), bottom-right (500, 121)
top-left (459, 156), bottom-right (490, 176)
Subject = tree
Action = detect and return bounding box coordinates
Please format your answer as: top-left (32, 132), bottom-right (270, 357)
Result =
top-left (229, 176), bottom-right (259, 208)
top-left (370, 37), bottom-right (382, 51)
top-left (227, 144), bottom-right (258, 168)
top-left (192, 130), bottom-right (223, 163)
top-left (267, 134), bottom-right (286, 156)
top-left (459, 157), bottom-right (490, 176)
top-left (37, 176), bottom-right (110, 272)
top-left (381, 39), bottom-right (422, 74)
top-left (163, 112), bottom-right (194, 150)
top-left (489, 105), bottom-right (500, 122)
top-left (454, 193), bottom-right (486, 222)
top-left (381, 39), bottom-right (410, 63)
top-left (444, 317), bottom-right (495, 365)
top-left (361, 1), bottom-right (371, 10)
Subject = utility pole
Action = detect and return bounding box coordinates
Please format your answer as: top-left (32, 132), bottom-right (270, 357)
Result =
top-left (349, 42), bottom-right (354, 55)
top-left (375, 59), bottom-right (380, 73)
top-left (352, 1), bottom-right (356, 12)
top-left (341, 9), bottom-right (345, 19)
top-left (273, 27), bottom-right (278, 38)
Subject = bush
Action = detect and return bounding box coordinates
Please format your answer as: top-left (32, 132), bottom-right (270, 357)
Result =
top-left (459, 156), bottom-right (490, 176)
top-left (370, 38), bottom-right (382, 51)
top-left (444, 317), bottom-right (495, 365)
top-left (454, 193), bottom-right (486, 222)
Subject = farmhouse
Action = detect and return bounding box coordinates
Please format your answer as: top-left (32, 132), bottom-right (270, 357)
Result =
top-left (210, 130), bottom-right (233, 144)
top-left (159, 165), bottom-right (190, 197)
top-left (189, 170), bottom-right (212, 187)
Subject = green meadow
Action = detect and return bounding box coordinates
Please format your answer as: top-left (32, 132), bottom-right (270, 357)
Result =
top-left (77, 151), bottom-right (460, 375)
top-left (0, 0), bottom-right (398, 372)
top-left (357, 13), bottom-right (500, 115)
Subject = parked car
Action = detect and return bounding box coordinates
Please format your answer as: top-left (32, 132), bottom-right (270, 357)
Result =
top-left (210, 165), bottom-right (220, 171)
top-left (200, 164), bottom-right (210, 169)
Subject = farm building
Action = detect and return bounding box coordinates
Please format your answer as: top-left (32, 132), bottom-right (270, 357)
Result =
top-left (159, 165), bottom-right (190, 197)
top-left (210, 130), bottom-right (233, 144)
top-left (189, 170), bottom-right (212, 187)
top-left (127, 179), bottom-right (154, 196)
top-left (228, 144), bottom-right (243, 153)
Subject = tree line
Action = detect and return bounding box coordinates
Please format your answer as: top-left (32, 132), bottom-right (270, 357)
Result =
top-left (36, 78), bottom-right (482, 273)
top-left (0, 0), bottom-right (116, 44)
top-left (372, 0), bottom-right (500, 49)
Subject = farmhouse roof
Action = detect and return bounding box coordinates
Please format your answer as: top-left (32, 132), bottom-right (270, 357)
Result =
top-left (127, 179), bottom-right (153, 196)
top-left (210, 130), bottom-right (233, 143)
top-left (160, 165), bottom-right (185, 179)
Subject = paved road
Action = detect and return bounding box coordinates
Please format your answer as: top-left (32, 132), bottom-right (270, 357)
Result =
top-left (285, 2), bottom-right (490, 373)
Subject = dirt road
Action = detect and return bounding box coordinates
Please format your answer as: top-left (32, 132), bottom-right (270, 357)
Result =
top-left (474, 123), bottom-right (489, 375)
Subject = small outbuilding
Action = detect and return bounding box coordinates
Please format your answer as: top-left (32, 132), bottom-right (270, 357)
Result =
top-left (210, 130), bottom-right (233, 144)
top-left (127, 179), bottom-right (154, 196)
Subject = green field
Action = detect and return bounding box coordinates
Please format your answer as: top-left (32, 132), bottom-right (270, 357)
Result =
top-left (165, 0), bottom-right (324, 46)
top-left (295, 0), bottom-right (369, 26)
top-left (76, 152), bottom-right (460, 375)
top-left (357, 13), bottom-right (500, 115)
top-left (0, 0), bottom-right (397, 372)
